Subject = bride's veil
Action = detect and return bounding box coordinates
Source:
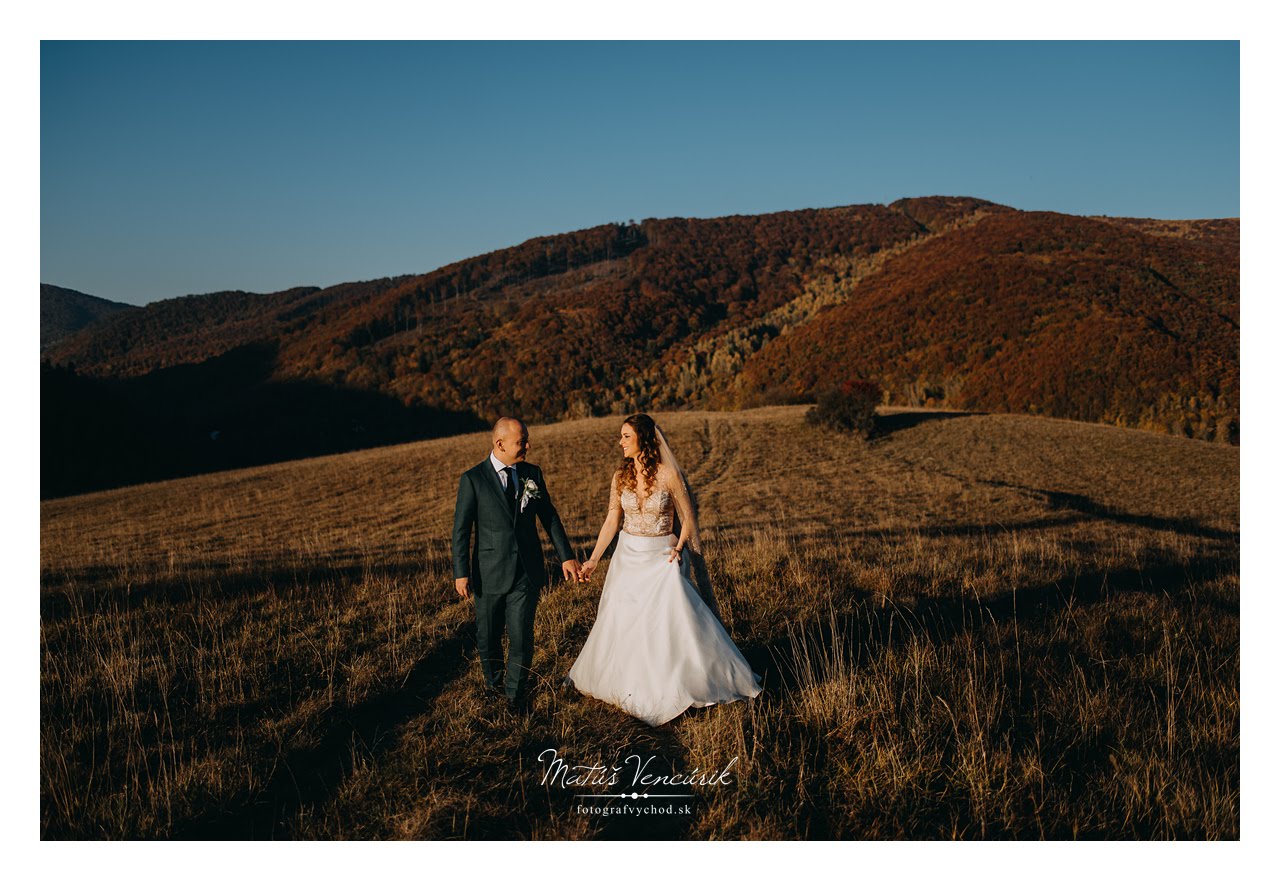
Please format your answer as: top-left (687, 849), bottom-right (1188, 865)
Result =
top-left (654, 424), bottom-right (722, 619)
top-left (653, 425), bottom-right (696, 537)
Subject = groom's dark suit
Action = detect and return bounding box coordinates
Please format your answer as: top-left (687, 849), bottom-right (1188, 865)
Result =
top-left (452, 457), bottom-right (575, 702)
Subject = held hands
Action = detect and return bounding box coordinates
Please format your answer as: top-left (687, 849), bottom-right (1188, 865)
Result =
top-left (579, 559), bottom-right (599, 581)
top-left (457, 562), bottom-right (584, 597)
top-left (456, 562), bottom-right (584, 597)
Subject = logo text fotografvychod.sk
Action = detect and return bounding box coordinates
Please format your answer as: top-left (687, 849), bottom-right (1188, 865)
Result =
top-left (537, 748), bottom-right (740, 789)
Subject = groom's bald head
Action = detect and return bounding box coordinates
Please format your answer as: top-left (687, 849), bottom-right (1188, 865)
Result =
top-left (491, 417), bottom-right (530, 466)
top-left (493, 416), bottom-right (525, 440)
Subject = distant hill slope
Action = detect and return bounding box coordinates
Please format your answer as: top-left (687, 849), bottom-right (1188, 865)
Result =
top-left (41, 196), bottom-right (1238, 496)
top-left (737, 210), bottom-right (1238, 441)
top-left (40, 284), bottom-right (137, 350)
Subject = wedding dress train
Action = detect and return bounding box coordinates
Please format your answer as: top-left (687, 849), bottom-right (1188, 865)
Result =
top-left (566, 488), bottom-right (762, 726)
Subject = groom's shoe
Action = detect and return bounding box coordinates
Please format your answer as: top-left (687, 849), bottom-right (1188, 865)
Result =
top-left (505, 694), bottom-right (532, 716)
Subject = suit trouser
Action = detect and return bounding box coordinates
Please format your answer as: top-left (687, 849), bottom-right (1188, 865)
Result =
top-left (473, 568), bottom-right (538, 700)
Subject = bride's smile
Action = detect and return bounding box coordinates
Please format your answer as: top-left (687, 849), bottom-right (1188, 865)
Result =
top-left (619, 424), bottom-right (640, 460)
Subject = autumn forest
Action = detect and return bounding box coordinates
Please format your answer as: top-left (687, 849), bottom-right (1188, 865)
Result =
top-left (41, 196), bottom-right (1239, 497)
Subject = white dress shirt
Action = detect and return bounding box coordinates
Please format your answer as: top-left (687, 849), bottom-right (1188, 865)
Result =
top-left (490, 452), bottom-right (516, 491)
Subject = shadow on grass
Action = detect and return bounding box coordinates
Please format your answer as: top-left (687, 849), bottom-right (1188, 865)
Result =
top-left (172, 620), bottom-right (475, 839)
top-left (979, 480), bottom-right (1239, 543)
top-left (874, 409), bottom-right (983, 437)
top-left (731, 541), bottom-right (1237, 838)
top-left (748, 547), bottom-right (1237, 700)
top-left (708, 478), bottom-right (1237, 548)
top-left (40, 538), bottom-right (460, 625)
top-left (40, 559), bottom-right (438, 624)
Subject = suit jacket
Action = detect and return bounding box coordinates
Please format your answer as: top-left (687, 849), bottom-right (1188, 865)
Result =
top-left (452, 459), bottom-right (575, 594)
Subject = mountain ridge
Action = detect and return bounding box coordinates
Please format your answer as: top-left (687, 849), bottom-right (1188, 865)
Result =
top-left (41, 195), bottom-right (1239, 497)
top-left (40, 284), bottom-right (138, 350)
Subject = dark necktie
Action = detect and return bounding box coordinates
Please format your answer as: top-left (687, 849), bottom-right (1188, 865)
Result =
top-left (504, 466), bottom-right (517, 512)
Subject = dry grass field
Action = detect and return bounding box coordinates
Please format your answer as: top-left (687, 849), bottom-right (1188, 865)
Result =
top-left (39, 405), bottom-right (1239, 839)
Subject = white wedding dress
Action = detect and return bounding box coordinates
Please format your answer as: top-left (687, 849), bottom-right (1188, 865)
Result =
top-left (566, 485), bottom-right (763, 726)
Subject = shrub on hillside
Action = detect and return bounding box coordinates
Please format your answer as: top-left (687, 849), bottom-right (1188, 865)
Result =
top-left (806, 379), bottom-right (882, 437)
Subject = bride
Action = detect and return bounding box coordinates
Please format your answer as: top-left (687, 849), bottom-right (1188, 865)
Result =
top-left (566, 414), bottom-right (762, 726)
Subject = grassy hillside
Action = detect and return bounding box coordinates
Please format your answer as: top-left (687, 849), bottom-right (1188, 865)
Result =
top-left (40, 407), bottom-right (1238, 839)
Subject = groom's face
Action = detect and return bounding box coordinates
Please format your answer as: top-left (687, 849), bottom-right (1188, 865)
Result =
top-left (494, 424), bottom-right (530, 466)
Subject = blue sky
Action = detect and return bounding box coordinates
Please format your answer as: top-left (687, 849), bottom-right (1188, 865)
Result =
top-left (40, 40), bottom-right (1239, 306)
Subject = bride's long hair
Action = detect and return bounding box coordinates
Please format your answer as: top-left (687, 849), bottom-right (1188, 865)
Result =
top-left (616, 413), bottom-right (662, 498)
top-left (614, 412), bottom-right (704, 538)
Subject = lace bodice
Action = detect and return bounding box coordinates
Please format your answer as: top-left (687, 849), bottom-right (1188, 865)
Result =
top-left (619, 488), bottom-right (674, 537)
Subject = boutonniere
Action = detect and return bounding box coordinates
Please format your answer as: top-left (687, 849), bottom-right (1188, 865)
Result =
top-left (519, 477), bottom-right (542, 513)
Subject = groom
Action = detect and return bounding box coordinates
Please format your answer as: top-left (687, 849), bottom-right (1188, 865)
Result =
top-left (452, 417), bottom-right (581, 712)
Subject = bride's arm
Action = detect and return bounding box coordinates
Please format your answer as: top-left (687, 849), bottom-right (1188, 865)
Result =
top-left (665, 464), bottom-right (702, 558)
top-left (581, 472), bottom-right (623, 580)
